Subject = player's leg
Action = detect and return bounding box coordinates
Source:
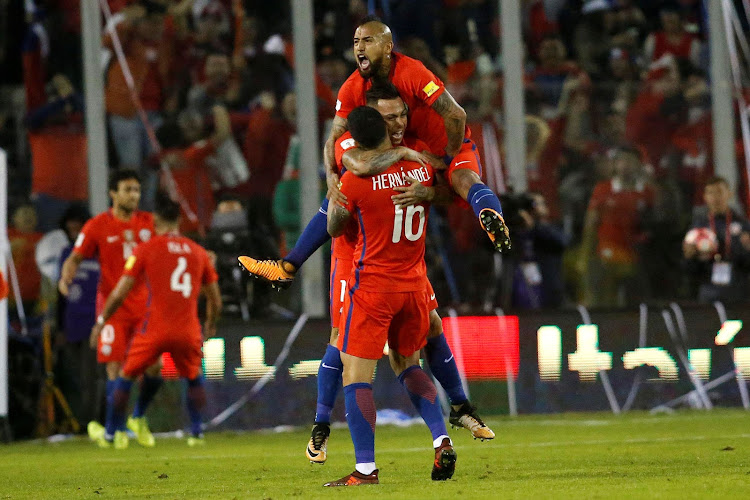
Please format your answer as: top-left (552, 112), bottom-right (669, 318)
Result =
top-left (239, 198), bottom-right (331, 288)
top-left (92, 318), bottom-right (132, 447)
top-left (171, 337), bottom-right (207, 445)
top-left (307, 257), bottom-right (348, 463)
top-left (307, 328), bottom-right (341, 464)
top-left (389, 293), bottom-right (456, 481)
top-left (423, 309), bottom-right (495, 440)
top-left (324, 290), bottom-right (387, 487)
top-left (126, 357), bottom-right (162, 448)
top-left (323, 352), bottom-right (380, 487)
top-left (448, 141), bottom-right (510, 252)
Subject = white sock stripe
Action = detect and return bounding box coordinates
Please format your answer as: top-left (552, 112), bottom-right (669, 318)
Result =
top-left (470, 188), bottom-right (494, 201)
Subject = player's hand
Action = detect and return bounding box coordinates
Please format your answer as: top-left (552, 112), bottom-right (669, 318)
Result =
top-left (392, 176), bottom-right (432, 207)
top-left (398, 147), bottom-right (429, 168)
top-left (89, 323), bottom-right (103, 350)
top-left (326, 172), bottom-right (347, 207)
top-left (203, 320), bottom-right (217, 340)
top-left (58, 261), bottom-right (75, 296)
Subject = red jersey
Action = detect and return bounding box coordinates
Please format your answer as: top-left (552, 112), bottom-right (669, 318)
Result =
top-left (335, 52), bottom-right (469, 156)
top-left (333, 132), bottom-right (433, 260)
top-left (339, 160), bottom-right (434, 292)
top-left (588, 179), bottom-right (655, 264)
top-left (74, 210), bottom-right (154, 318)
top-left (123, 233), bottom-right (218, 337)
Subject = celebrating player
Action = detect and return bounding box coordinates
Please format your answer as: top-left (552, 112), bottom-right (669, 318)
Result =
top-left (323, 106), bottom-right (456, 486)
top-left (89, 194), bottom-right (222, 447)
top-left (301, 83), bottom-right (494, 466)
top-left (239, 15), bottom-right (509, 287)
top-left (59, 170), bottom-right (160, 448)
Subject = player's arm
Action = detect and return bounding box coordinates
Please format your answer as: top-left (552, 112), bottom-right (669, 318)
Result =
top-left (202, 282), bottom-right (222, 340)
top-left (324, 115), bottom-right (349, 205)
top-left (59, 252), bottom-right (83, 296)
top-left (342, 145), bottom-right (429, 177)
top-left (327, 201), bottom-right (353, 238)
top-left (89, 275), bottom-right (136, 349)
top-left (430, 91), bottom-right (467, 158)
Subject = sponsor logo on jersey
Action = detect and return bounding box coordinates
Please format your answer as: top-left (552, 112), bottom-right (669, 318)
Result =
top-left (422, 81), bottom-right (440, 98)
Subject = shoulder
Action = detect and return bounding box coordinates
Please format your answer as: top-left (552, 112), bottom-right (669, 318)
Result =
top-left (336, 131), bottom-right (357, 151)
top-left (338, 71), bottom-right (363, 96)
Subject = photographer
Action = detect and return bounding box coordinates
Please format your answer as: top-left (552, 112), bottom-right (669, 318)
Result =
top-left (504, 193), bottom-right (568, 309)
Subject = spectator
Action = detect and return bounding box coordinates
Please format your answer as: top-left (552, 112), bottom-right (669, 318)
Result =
top-left (104, 3), bottom-right (175, 209)
top-left (578, 147), bottom-right (655, 308)
top-left (187, 52), bottom-right (243, 112)
top-left (25, 74), bottom-right (87, 231)
top-left (161, 104), bottom-right (232, 237)
top-left (511, 193), bottom-right (569, 309)
top-left (8, 204), bottom-right (43, 313)
top-left (527, 35), bottom-right (587, 120)
top-left (54, 205), bottom-right (99, 429)
top-left (683, 176), bottom-right (750, 303)
top-left (643, 3), bottom-right (701, 69)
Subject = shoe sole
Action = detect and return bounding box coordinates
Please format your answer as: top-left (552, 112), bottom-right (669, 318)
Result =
top-left (479, 211), bottom-right (511, 252)
top-left (237, 260), bottom-right (293, 290)
top-left (432, 448), bottom-right (457, 480)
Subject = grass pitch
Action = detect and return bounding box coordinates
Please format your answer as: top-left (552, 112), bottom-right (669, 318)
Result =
top-left (2, 409), bottom-right (750, 499)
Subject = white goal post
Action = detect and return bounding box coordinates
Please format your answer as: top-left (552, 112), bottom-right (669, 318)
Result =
top-left (0, 147), bottom-right (8, 419)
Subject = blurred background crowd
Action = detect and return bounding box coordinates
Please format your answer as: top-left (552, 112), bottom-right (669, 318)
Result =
top-left (1, 0), bottom-right (750, 338)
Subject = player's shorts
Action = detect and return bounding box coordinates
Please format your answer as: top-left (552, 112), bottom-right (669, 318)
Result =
top-left (447, 139), bottom-right (483, 209)
top-left (96, 311), bottom-right (143, 364)
top-left (338, 288), bottom-right (430, 360)
top-left (426, 279), bottom-right (438, 311)
top-left (329, 255), bottom-right (354, 328)
top-left (123, 331), bottom-right (203, 380)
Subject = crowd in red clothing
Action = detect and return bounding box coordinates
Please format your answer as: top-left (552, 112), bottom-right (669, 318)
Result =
top-left (2, 0), bottom-right (750, 313)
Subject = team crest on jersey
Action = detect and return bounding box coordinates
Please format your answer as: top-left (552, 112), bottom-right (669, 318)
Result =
top-left (139, 229), bottom-right (152, 242)
top-left (123, 229), bottom-right (134, 242)
top-left (423, 81), bottom-right (440, 97)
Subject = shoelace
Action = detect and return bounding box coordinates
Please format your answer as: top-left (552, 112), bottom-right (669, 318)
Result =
top-left (311, 430), bottom-right (328, 450)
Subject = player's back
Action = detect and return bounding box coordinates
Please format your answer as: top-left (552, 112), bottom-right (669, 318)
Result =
top-left (341, 159), bottom-right (435, 292)
top-left (132, 234), bottom-right (216, 336)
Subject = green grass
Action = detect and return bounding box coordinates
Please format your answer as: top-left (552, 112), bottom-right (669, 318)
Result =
top-left (2, 409), bottom-right (750, 499)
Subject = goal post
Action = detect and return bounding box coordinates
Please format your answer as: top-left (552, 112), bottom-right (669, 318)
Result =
top-left (0, 147), bottom-right (8, 420)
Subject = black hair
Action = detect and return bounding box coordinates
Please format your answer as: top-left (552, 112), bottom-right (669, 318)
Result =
top-left (154, 191), bottom-right (181, 223)
top-left (365, 82), bottom-right (402, 105)
top-left (59, 203), bottom-right (90, 229)
top-left (108, 169), bottom-right (141, 192)
top-left (358, 14), bottom-right (384, 27)
top-left (347, 106), bottom-right (387, 150)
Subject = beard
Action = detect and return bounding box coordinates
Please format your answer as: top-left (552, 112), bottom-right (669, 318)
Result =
top-left (358, 56), bottom-right (385, 80)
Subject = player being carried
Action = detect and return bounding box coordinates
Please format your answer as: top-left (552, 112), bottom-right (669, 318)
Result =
top-left (89, 194), bottom-right (222, 447)
top-left (239, 15), bottom-right (510, 288)
top-left (59, 170), bottom-right (161, 449)
top-left (323, 106), bottom-right (456, 486)
top-left (284, 83), bottom-right (494, 466)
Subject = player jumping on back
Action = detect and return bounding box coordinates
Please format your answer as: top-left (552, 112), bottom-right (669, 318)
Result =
top-left (294, 83), bottom-right (494, 466)
top-left (239, 15), bottom-right (509, 287)
top-left (59, 170), bottom-right (161, 449)
top-left (89, 193), bottom-right (222, 447)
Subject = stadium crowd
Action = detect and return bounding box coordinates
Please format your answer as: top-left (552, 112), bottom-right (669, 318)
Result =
top-left (0, 0), bottom-right (749, 341)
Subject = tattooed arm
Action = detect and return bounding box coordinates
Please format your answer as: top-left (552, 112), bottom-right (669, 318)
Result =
top-left (327, 201), bottom-right (353, 238)
top-left (342, 146), bottom-right (429, 177)
top-left (324, 115), bottom-right (349, 204)
top-left (431, 90), bottom-right (467, 157)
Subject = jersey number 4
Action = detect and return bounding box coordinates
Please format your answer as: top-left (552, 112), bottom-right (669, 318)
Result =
top-left (170, 257), bottom-right (193, 298)
top-left (392, 205), bottom-right (426, 243)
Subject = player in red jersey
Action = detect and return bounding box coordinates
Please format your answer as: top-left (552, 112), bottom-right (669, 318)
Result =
top-left (323, 106), bottom-right (456, 487)
top-left (240, 15), bottom-right (508, 284)
top-left (89, 194), bottom-right (222, 447)
top-left (59, 170), bottom-right (160, 448)
top-left (304, 84), bottom-right (494, 466)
